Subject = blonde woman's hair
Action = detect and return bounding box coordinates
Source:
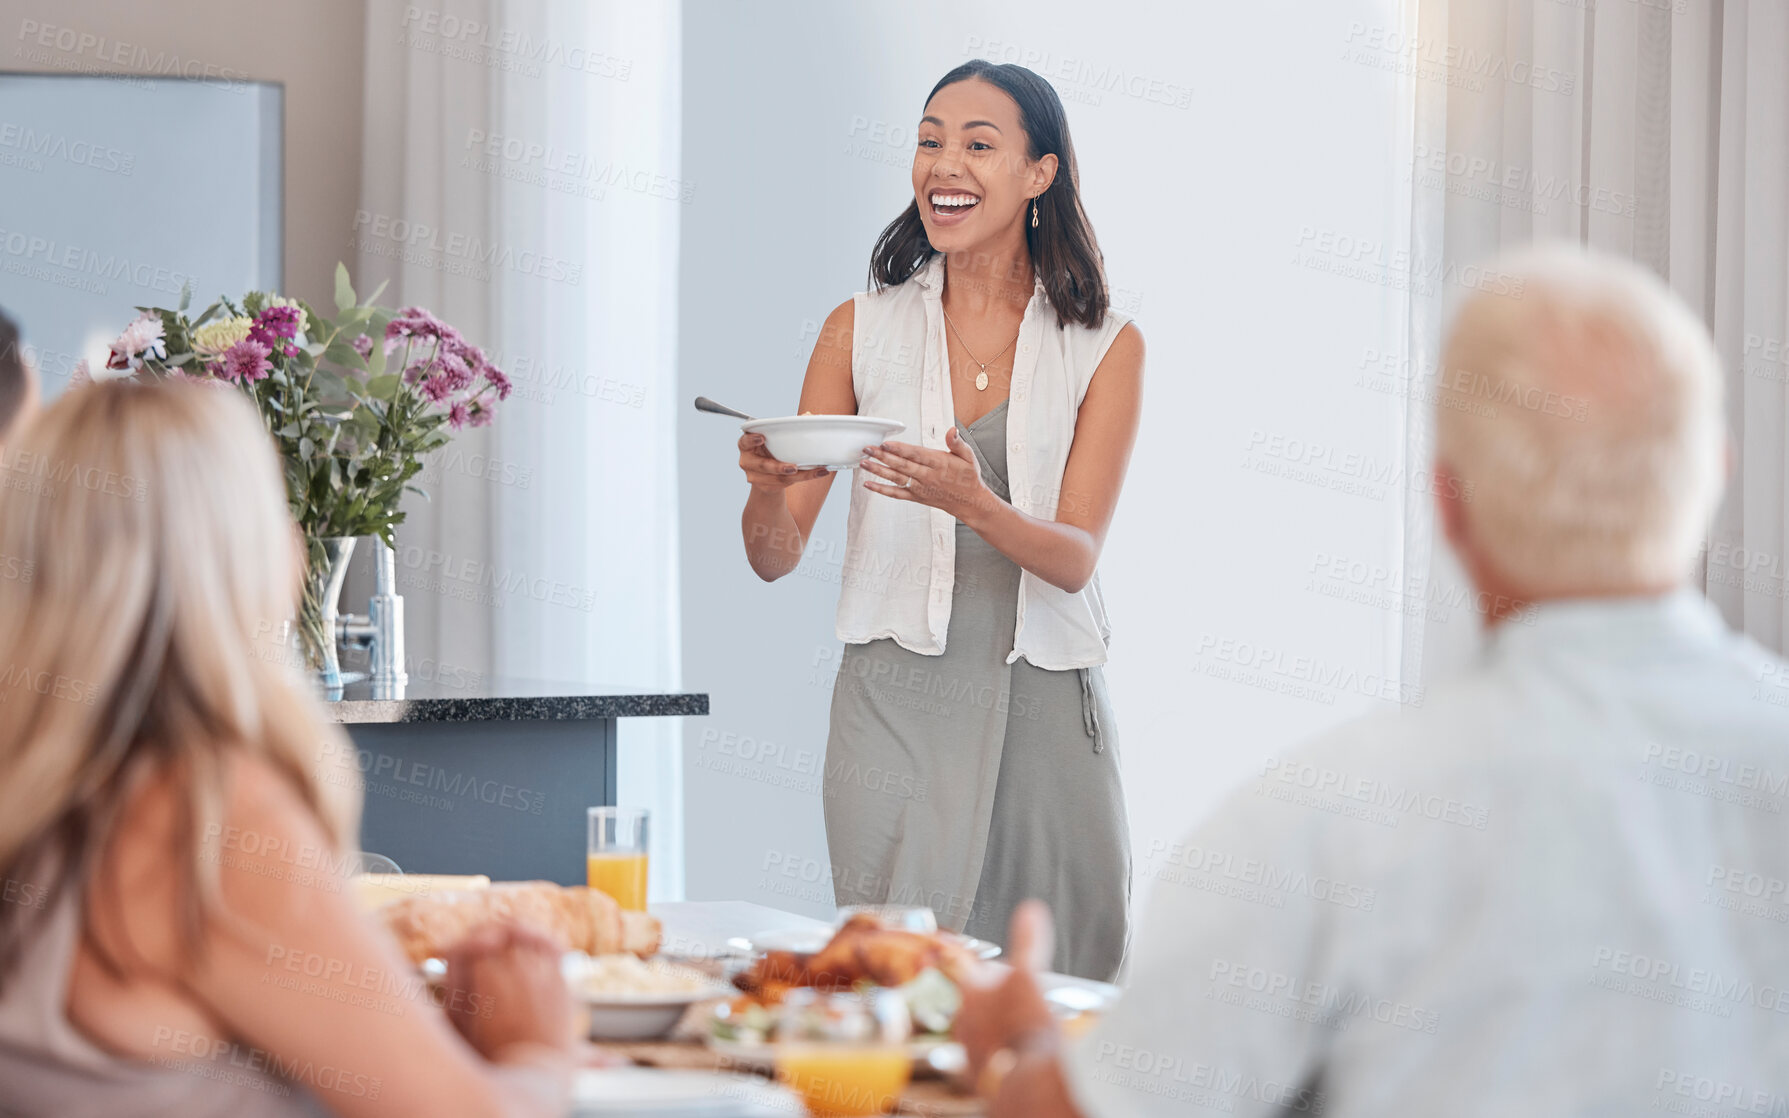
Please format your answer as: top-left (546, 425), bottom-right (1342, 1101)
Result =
top-left (0, 379), bottom-right (361, 983)
top-left (1437, 245), bottom-right (1726, 594)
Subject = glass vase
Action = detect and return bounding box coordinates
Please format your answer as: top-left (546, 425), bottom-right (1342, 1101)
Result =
top-left (298, 536), bottom-right (358, 691)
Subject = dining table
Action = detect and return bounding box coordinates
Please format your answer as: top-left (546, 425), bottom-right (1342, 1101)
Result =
top-left (591, 900), bottom-right (1118, 1117)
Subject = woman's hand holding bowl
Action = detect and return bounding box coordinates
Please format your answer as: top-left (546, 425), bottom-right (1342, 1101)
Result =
top-left (860, 426), bottom-right (1000, 526)
top-left (739, 432), bottom-right (832, 494)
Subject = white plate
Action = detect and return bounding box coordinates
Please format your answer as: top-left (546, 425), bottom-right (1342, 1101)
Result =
top-left (708, 1034), bottom-right (963, 1074)
top-left (1039, 972), bottom-right (1120, 1016)
top-left (572, 1067), bottom-right (797, 1116)
top-left (739, 414), bottom-right (905, 470)
top-left (727, 928), bottom-right (1002, 961)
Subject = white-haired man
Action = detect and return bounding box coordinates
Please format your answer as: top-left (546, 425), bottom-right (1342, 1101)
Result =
top-left (956, 246), bottom-right (1789, 1115)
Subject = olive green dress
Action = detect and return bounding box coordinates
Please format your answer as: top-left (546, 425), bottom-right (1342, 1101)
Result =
top-left (822, 398), bottom-right (1132, 982)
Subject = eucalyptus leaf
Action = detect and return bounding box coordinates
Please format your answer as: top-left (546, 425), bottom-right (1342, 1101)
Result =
top-left (366, 374), bottom-right (401, 401)
top-left (335, 305), bottom-right (372, 330)
top-left (322, 338), bottom-right (365, 368)
top-left (334, 262), bottom-right (356, 313)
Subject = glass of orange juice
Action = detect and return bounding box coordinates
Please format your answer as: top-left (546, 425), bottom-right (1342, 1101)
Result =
top-left (774, 989), bottom-right (911, 1117)
top-left (585, 806), bottom-right (649, 911)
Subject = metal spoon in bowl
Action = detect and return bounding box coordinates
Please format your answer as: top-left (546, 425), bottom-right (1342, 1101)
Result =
top-left (693, 396), bottom-right (755, 421)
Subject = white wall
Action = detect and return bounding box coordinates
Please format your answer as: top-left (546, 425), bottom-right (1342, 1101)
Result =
top-left (678, 0), bottom-right (1410, 921)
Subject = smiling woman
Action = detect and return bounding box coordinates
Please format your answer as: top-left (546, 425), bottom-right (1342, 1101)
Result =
top-left (735, 60), bottom-right (1144, 982)
top-left (869, 60), bottom-right (1111, 333)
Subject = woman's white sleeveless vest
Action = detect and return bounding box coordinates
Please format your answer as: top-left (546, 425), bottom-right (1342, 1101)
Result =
top-left (835, 252), bottom-right (1132, 670)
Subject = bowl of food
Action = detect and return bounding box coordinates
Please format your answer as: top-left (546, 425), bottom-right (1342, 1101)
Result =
top-left (741, 414), bottom-right (905, 471)
top-left (563, 952), bottom-right (734, 1041)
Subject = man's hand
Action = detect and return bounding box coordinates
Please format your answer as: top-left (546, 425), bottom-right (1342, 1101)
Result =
top-left (955, 901), bottom-right (1062, 1086)
top-left (955, 902), bottom-right (1087, 1117)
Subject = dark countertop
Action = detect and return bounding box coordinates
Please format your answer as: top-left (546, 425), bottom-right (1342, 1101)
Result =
top-left (319, 676), bottom-right (709, 725)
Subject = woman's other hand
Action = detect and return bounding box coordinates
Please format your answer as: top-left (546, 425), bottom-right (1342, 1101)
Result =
top-left (739, 431), bottom-right (831, 494)
top-left (439, 923), bottom-right (579, 1063)
top-left (859, 425), bottom-right (1002, 528)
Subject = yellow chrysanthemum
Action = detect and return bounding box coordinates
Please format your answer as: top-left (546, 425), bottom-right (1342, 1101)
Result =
top-left (191, 316), bottom-right (253, 356)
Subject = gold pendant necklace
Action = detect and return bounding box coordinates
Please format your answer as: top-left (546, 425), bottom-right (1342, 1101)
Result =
top-left (941, 304), bottom-right (1018, 393)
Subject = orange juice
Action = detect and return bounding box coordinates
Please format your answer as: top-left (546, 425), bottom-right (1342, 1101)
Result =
top-left (585, 852), bottom-right (648, 911)
top-left (775, 1045), bottom-right (910, 1117)
top-left (1061, 1009), bottom-right (1102, 1039)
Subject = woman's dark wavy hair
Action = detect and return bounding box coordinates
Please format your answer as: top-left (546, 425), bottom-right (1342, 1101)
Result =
top-left (868, 60), bottom-right (1109, 329)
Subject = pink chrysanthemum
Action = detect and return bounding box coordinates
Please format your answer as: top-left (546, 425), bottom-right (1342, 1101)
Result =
top-left (383, 317), bottom-right (427, 354)
top-left (447, 401), bottom-right (472, 429)
top-left (483, 365), bottom-right (512, 400)
top-left (221, 339), bottom-right (272, 384)
top-left (455, 340), bottom-right (486, 370)
top-left (419, 373), bottom-right (454, 403)
top-left (351, 334), bottom-right (374, 360)
top-left (437, 347), bottom-right (470, 378)
top-left (383, 306), bottom-right (458, 354)
top-left (440, 363), bottom-right (475, 392)
top-left (468, 401), bottom-right (494, 428)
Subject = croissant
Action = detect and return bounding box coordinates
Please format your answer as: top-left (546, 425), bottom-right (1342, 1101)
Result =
top-left (380, 881), bottom-right (661, 963)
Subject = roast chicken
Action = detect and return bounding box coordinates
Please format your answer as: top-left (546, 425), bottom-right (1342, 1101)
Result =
top-left (731, 913), bottom-right (978, 1004)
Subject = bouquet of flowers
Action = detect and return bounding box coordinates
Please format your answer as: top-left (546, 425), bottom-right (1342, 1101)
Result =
top-left (102, 263), bottom-right (510, 670)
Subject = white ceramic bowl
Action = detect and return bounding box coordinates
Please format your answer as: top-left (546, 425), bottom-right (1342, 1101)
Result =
top-left (581, 990), bottom-right (719, 1041)
top-left (740, 414), bottom-right (905, 470)
top-left (562, 954), bottom-right (733, 1041)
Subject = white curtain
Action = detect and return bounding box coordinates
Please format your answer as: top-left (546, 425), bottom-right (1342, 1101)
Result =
top-left (1396, 0), bottom-right (1789, 687)
top-left (1695, 2), bottom-right (1789, 651)
top-left (358, 0), bottom-right (686, 898)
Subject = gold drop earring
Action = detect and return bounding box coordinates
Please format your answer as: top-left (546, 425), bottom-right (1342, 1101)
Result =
top-left (1031, 199), bottom-right (1039, 228)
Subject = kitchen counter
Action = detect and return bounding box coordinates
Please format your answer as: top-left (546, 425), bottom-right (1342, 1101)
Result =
top-left (321, 676), bottom-right (706, 885)
top-left (321, 676), bottom-right (709, 725)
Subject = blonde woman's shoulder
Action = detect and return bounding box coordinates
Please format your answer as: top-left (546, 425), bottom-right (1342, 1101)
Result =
top-left (87, 751), bottom-right (340, 976)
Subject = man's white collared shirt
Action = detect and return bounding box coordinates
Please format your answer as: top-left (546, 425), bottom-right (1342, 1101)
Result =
top-left (1066, 591), bottom-right (1789, 1116)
